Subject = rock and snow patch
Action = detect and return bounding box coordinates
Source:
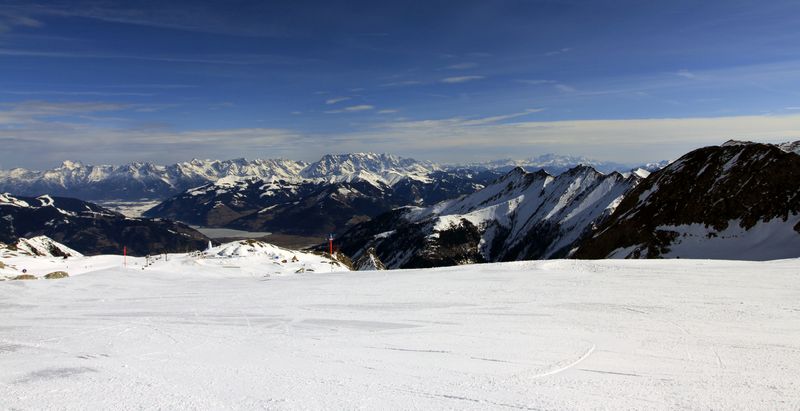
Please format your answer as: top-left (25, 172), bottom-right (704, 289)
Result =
top-left (656, 215), bottom-right (800, 260)
top-left (607, 215), bottom-right (800, 260)
top-left (354, 248), bottom-right (386, 270)
top-left (202, 240), bottom-right (350, 275)
top-left (0, 193), bottom-right (31, 207)
top-left (0, 236), bottom-right (82, 258)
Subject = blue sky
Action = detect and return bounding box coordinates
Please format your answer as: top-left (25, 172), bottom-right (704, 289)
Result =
top-left (1, 0), bottom-right (800, 168)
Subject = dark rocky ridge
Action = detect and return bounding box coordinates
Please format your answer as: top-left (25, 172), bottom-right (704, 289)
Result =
top-left (0, 194), bottom-right (210, 256)
top-left (573, 141), bottom-right (800, 259)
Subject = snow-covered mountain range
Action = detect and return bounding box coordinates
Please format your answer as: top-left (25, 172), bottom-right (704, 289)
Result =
top-left (336, 165), bottom-right (641, 268)
top-left (0, 152), bottom-right (658, 201)
top-left (338, 140), bottom-right (800, 267)
top-left (3, 141), bottom-right (798, 263)
top-left (0, 158), bottom-right (307, 200)
top-left (299, 153), bottom-right (438, 186)
top-left (143, 169), bottom-right (501, 236)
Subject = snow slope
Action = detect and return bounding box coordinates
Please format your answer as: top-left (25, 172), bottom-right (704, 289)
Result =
top-left (0, 239), bottom-right (348, 281)
top-left (1, 257), bottom-right (798, 409)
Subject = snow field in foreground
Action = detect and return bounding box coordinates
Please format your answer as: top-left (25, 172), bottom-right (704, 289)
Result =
top-left (1, 256), bottom-right (799, 410)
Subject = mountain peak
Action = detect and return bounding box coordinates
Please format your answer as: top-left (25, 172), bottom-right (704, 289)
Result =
top-left (564, 163), bottom-right (600, 176)
top-left (59, 160), bottom-right (85, 170)
top-left (720, 139), bottom-right (755, 147)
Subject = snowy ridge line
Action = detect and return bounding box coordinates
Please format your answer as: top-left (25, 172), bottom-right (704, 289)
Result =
top-left (0, 151), bottom-right (675, 201)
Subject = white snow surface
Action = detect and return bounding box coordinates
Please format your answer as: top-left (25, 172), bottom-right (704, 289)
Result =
top-left (1, 256), bottom-right (799, 409)
top-left (655, 215), bottom-right (800, 260)
top-left (605, 215), bottom-right (800, 261)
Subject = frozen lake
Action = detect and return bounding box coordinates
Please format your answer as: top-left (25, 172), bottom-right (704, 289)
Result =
top-left (190, 226), bottom-right (272, 239)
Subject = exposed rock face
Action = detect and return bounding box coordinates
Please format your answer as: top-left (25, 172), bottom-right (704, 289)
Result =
top-left (573, 142), bottom-right (800, 260)
top-left (11, 274), bottom-right (36, 280)
top-left (353, 248), bottom-right (386, 271)
top-left (0, 194), bottom-right (209, 256)
top-left (44, 271), bottom-right (69, 279)
top-left (336, 166), bottom-right (641, 269)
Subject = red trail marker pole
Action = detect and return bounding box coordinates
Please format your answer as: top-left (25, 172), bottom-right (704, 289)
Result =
top-left (123, 246), bottom-right (127, 267)
top-left (328, 234), bottom-right (334, 255)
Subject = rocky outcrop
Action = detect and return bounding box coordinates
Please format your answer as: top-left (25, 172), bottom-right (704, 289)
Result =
top-left (353, 248), bottom-right (386, 271)
top-left (573, 141), bottom-right (800, 260)
top-left (0, 194), bottom-right (209, 256)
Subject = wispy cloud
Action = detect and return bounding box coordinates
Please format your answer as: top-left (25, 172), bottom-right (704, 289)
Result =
top-left (3, 96), bottom-right (799, 168)
top-left (0, 2), bottom-right (291, 37)
top-left (4, 90), bottom-right (155, 97)
top-left (0, 48), bottom-right (307, 65)
top-left (0, 9), bottom-right (43, 32)
top-left (441, 75), bottom-right (484, 84)
top-left (377, 109), bottom-right (399, 114)
top-left (676, 69), bottom-right (697, 79)
top-left (517, 79), bottom-right (557, 85)
top-left (380, 80), bottom-right (423, 87)
top-left (325, 97), bottom-right (351, 105)
top-left (555, 83), bottom-right (576, 93)
top-left (444, 62), bottom-right (478, 70)
top-left (326, 114), bottom-right (800, 162)
top-left (324, 104), bottom-right (374, 114)
top-left (0, 101), bottom-right (131, 125)
top-left (544, 48), bottom-right (572, 56)
top-left (101, 84), bottom-right (198, 90)
top-left (0, 100), bottom-right (307, 167)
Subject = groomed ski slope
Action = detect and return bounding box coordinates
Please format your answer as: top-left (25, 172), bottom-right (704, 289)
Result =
top-left (1, 255), bottom-right (799, 409)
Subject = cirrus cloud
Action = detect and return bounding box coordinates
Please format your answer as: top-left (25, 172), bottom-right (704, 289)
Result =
top-left (441, 75), bottom-right (484, 84)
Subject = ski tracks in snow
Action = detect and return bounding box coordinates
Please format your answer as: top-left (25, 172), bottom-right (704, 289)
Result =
top-left (529, 342), bottom-right (596, 379)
